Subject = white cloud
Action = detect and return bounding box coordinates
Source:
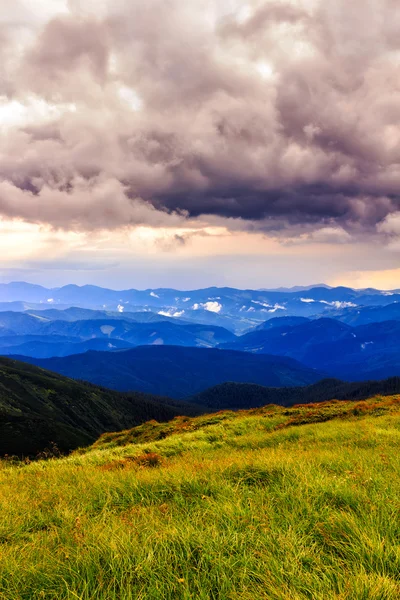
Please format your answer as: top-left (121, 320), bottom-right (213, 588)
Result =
top-left (203, 301), bottom-right (222, 313)
top-left (251, 300), bottom-right (273, 308)
top-left (192, 301), bottom-right (222, 313)
top-left (378, 213), bottom-right (400, 236)
top-left (158, 309), bottom-right (185, 317)
top-left (320, 301), bottom-right (357, 309)
top-left (267, 304), bottom-right (287, 313)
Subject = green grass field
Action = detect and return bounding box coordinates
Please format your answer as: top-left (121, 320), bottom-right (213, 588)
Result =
top-left (1, 396), bottom-right (400, 599)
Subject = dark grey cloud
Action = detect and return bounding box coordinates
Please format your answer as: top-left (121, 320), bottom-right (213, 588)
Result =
top-left (0, 0), bottom-right (399, 236)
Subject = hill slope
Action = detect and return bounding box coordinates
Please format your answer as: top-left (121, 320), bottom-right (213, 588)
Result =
top-left (221, 318), bottom-right (354, 357)
top-left (333, 301), bottom-right (400, 326)
top-left (0, 357), bottom-right (200, 456)
top-left (187, 376), bottom-right (400, 410)
top-left (15, 346), bottom-right (323, 397)
top-left (1, 396), bottom-right (399, 599)
top-left (222, 318), bottom-right (400, 381)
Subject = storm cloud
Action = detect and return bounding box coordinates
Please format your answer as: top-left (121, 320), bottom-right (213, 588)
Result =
top-left (0, 0), bottom-right (400, 235)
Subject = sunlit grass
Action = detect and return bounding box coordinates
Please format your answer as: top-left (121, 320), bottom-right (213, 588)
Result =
top-left (1, 396), bottom-right (400, 599)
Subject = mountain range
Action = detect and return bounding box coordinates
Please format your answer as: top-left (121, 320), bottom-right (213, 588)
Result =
top-left (1, 282), bottom-right (400, 332)
top-left (0, 281), bottom-right (400, 397)
top-left (0, 307), bottom-right (399, 383)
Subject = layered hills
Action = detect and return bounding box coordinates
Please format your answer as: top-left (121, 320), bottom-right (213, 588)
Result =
top-left (17, 345), bottom-right (323, 397)
top-left (0, 313), bottom-right (235, 358)
top-left (220, 318), bottom-right (400, 381)
top-left (3, 353), bottom-right (400, 457)
top-left (0, 281), bottom-right (399, 387)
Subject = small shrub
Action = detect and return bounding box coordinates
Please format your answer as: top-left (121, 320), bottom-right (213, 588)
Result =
top-left (133, 452), bottom-right (164, 468)
top-left (35, 442), bottom-right (62, 461)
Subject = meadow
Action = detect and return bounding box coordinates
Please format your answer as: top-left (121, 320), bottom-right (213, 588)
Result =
top-left (0, 396), bottom-right (399, 599)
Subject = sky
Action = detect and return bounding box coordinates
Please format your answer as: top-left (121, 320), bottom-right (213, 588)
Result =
top-left (0, 0), bottom-right (399, 290)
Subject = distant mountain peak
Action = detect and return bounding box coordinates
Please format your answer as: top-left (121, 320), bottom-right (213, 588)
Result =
top-left (259, 284), bottom-right (332, 292)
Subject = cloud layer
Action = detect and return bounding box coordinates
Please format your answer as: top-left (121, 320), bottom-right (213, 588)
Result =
top-left (0, 0), bottom-right (399, 236)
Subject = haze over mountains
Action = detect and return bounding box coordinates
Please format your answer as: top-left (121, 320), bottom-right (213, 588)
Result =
top-left (0, 281), bottom-right (398, 397)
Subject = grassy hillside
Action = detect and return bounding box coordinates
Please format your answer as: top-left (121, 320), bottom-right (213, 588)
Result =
top-left (0, 357), bottom-right (200, 457)
top-left (0, 395), bottom-right (399, 599)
